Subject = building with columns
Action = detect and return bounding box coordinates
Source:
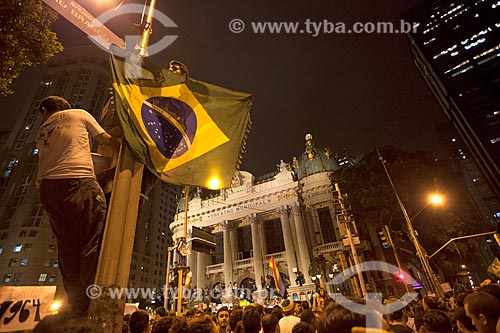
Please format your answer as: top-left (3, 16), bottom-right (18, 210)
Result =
top-left (170, 134), bottom-right (371, 301)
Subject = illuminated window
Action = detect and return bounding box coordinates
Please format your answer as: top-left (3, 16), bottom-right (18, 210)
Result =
top-left (3, 274), bottom-right (12, 283)
top-left (49, 275), bottom-right (56, 283)
top-left (13, 244), bottom-right (23, 253)
top-left (19, 258), bottom-right (28, 266)
top-left (8, 258), bottom-right (17, 267)
top-left (39, 273), bottom-right (47, 282)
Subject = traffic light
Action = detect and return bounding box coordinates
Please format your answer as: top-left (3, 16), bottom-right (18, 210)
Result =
top-left (394, 271), bottom-right (408, 284)
top-left (376, 227), bottom-right (390, 248)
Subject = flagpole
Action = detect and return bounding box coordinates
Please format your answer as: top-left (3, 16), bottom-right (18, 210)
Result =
top-left (176, 185), bottom-right (190, 314)
top-left (90, 1), bottom-right (156, 331)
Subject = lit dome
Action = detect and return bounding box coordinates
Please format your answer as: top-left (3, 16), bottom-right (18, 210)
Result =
top-left (293, 134), bottom-right (338, 179)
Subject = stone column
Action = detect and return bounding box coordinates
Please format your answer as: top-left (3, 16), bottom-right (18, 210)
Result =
top-left (291, 204), bottom-right (312, 284)
top-left (259, 221), bottom-right (267, 256)
top-left (187, 242), bottom-right (196, 288)
top-left (249, 214), bottom-right (264, 291)
top-left (279, 206), bottom-right (298, 286)
top-left (222, 221), bottom-right (233, 296)
top-left (230, 223), bottom-right (238, 261)
top-left (196, 252), bottom-right (205, 293)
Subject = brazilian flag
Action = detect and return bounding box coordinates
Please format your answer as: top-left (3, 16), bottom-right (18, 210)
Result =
top-left (109, 47), bottom-right (252, 189)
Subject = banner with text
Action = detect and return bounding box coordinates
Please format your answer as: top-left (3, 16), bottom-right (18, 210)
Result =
top-left (0, 286), bottom-right (56, 332)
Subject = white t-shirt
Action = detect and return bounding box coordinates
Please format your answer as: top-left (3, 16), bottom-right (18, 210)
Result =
top-left (279, 315), bottom-right (300, 333)
top-left (36, 109), bottom-right (105, 181)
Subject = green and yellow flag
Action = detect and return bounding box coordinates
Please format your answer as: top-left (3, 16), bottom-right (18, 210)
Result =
top-left (109, 47), bottom-right (252, 189)
top-left (488, 257), bottom-right (500, 278)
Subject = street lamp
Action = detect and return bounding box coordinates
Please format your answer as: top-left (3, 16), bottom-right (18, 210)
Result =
top-left (378, 149), bottom-right (444, 297)
top-left (411, 193), bottom-right (444, 220)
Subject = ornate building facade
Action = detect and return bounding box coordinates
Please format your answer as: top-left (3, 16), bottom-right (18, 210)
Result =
top-left (170, 135), bottom-right (372, 300)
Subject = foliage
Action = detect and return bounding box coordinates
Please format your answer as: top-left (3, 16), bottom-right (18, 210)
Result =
top-left (0, 0), bottom-right (63, 95)
top-left (333, 146), bottom-right (491, 279)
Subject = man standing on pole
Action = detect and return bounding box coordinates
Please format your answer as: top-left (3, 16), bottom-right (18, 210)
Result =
top-left (36, 96), bottom-right (120, 316)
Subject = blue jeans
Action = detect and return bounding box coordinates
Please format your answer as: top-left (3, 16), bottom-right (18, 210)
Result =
top-left (39, 178), bottom-right (106, 315)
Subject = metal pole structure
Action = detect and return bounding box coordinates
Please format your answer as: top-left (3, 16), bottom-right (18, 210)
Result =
top-left (335, 183), bottom-right (367, 299)
top-left (164, 246), bottom-right (173, 311)
top-left (90, 2), bottom-right (157, 331)
top-left (176, 185), bottom-right (190, 314)
top-left (428, 231), bottom-right (498, 259)
top-left (385, 225), bottom-right (410, 294)
top-left (377, 149), bottom-right (443, 297)
top-left (137, 0), bottom-right (157, 57)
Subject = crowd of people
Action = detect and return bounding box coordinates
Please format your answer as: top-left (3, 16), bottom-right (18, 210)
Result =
top-left (34, 282), bottom-right (500, 333)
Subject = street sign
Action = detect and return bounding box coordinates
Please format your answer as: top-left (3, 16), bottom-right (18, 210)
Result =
top-left (343, 236), bottom-right (360, 246)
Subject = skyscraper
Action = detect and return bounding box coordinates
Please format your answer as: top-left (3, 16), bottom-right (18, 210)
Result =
top-left (403, 0), bottom-right (500, 218)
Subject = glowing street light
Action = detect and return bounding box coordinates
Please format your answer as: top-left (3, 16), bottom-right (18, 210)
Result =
top-left (429, 194), bottom-right (443, 205)
top-left (411, 193), bottom-right (445, 220)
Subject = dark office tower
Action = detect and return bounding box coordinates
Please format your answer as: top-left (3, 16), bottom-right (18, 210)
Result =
top-left (435, 121), bottom-right (500, 223)
top-left (403, 0), bottom-right (500, 207)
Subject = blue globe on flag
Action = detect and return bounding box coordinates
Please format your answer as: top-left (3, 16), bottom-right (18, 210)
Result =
top-left (141, 96), bottom-right (197, 159)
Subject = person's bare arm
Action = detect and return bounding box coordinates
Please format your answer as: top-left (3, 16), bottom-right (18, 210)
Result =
top-left (95, 132), bottom-right (121, 150)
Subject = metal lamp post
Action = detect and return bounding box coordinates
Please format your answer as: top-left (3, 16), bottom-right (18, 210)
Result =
top-left (377, 149), bottom-right (444, 297)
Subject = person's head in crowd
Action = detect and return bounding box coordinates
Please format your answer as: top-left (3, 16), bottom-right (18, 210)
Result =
top-left (456, 292), bottom-right (472, 308)
top-left (413, 301), bottom-right (424, 313)
top-left (129, 310), bottom-right (150, 333)
top-left (186, 308), bottom-right (199, 322)
top-left (255, 303), bottom-right (266, 316)
top-left (389, 308), bottom-right (407, 323)
top-left (423, 296), bottom-right (438, 311)
top-left (300, 309), bottom-right (316, 327)
top-left (169, 310), bottom-right (177, 317)
top-left (318, 288), bottom-right (326, 297)
top-left (478, 283), bottom-right (500, 302)
top-left (155, 306), bottom-right (167, 317)
top-left (216, 306), bottom-right (230, 332)
top-left (188, 315), bottom-right (218, 333)
top-left (292, 322), bottom-right (314, 333)
top-left (34, 313), bottom-right (103, 333)
top-left (282, 299), bottom-right (295, 316)
top-left (301, 301), bottom-right (310, 311)
top-left (454, 307), bottom-right (477, 333)
top-left (242, 307), bottom-right (262, 333)
top-left (419, 310), bottom-right (451, 333)
top-left (271, 307), bottom-right (284, 320)
top-left (262, 314), bottom-right (279, 333)
top-left (464, 292), bottom-right (500, 333)
top-left (152, 316), bottom-right (188, 333)
top-left (294, 302), bottom-right (302, 315)
top-left (449, 296), bottom-right (458, 311)
top-left (414, 310), bottom-right (426, 332)
top-left (229, 307), bottom-right (243, 332)
top-left (316, 303), bottom-right (366, 333)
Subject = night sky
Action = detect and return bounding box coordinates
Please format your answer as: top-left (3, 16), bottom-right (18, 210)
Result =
top-left (1, 0), bottom-right (448, 176)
